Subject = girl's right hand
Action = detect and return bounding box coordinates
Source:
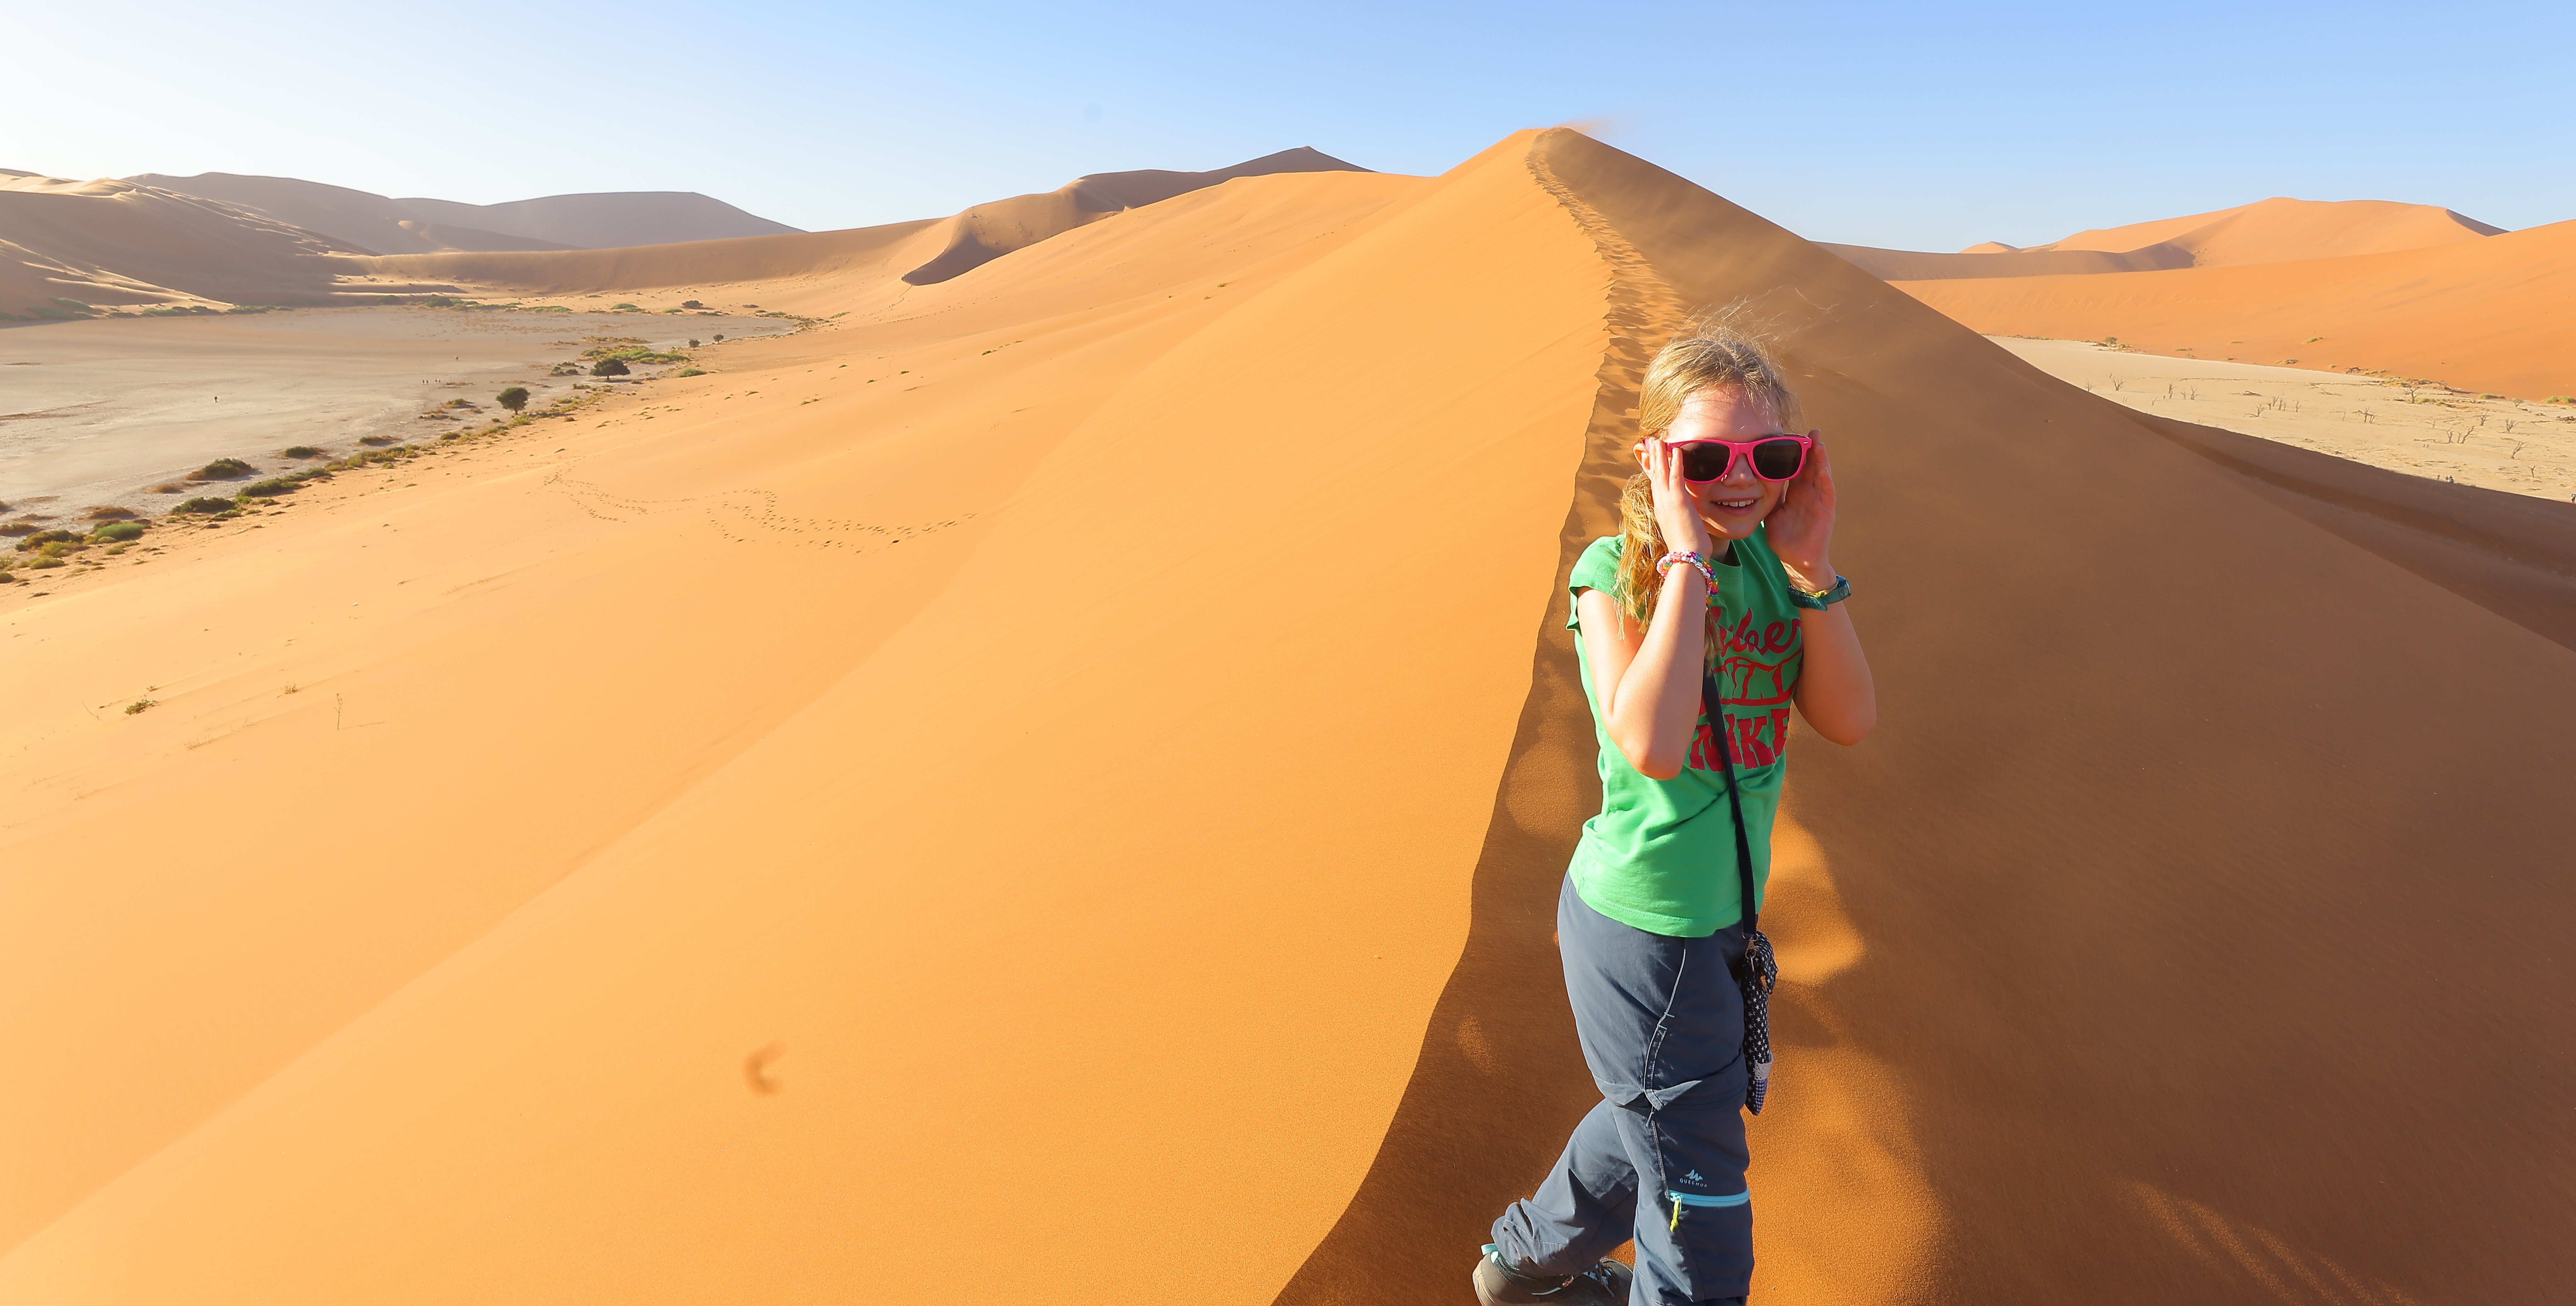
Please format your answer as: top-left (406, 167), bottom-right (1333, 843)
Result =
top-left (1638, 436), bottom-right (1713, 559)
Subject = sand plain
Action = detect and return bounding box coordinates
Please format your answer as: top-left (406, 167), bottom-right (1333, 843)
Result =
top-left (1992, 337), bottom-right (2576, 500)
top-left (0, 307), bottom-right (788, 521)
top-left (0, 130), bottom-right (2571, 1306)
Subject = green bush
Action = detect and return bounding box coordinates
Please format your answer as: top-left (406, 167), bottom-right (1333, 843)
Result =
top-left (84, 505), bottom-right (137, 520)
top-left (496, 386), bottom-right (530, 412)
top-left (0, 521), bottom-right (36, 537)
top-left (687, 338), bottom-right (701, 347)
top-left (188, 458), bottom-right (257, 481)
top-left (174, 497), bottom-right (238, 514)
top-left (676, 368), bottom-right (706, 377)
top-left (591, 358), bottom-right (630, 377)
top-left (90, 522), bottom-right (146, 542)
top-left (358, 435), bottom-right (397, 446)
top-left (16, 529), bottom-right (79, 552)
top-left (29, 557), bottom-right (64, 569)
top-left (238, 478), bottom-right (299, 498)
top-left (281, 445), bottom-right (325, 458)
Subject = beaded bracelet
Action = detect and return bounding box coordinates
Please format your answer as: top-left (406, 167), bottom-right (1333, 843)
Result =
top-left (1657, 550), bottom-right (1715, 585)
top-left (1786, 574), bottom-right (1852, 610)
top-left (1657, 551), bottom-right (1722, 608)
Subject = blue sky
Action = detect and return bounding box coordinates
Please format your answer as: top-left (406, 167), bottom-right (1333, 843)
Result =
top-left (14, 0), bottom-right (2572, 250)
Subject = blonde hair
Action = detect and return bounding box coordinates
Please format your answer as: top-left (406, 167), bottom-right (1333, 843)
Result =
top-left (1613, 322), bottom-right (1800, 630)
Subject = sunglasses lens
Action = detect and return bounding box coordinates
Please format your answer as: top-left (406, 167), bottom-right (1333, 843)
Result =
top-left (1750, 438), bottom-right (1806, 481)
top-left (1678, 445), bottom-right (1732, 481)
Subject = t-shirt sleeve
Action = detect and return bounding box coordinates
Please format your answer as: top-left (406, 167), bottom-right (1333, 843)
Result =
top-left (1566, 535), bottom-right (1625, 632)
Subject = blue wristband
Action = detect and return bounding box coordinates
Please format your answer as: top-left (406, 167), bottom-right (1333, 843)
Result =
top-left (1787, 574), bottom-right (1851, 610)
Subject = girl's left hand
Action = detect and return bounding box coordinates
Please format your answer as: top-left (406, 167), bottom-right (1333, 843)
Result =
top-left (1763, 430), bottom-right (1838, 588)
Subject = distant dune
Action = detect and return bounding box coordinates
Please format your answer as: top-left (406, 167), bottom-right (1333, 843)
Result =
top-left (1894, 217), bottom-right (2576, 398)
top-left (0, 173), bottom-right (448, 315)
top-left (0, 151), bottom-right (1372, 319)
top-left (124, 173), bottom-right (802, 255)
top-left (4, 128), bottom-right (2571, 1306)
top-left (1832, 196), bottom-right (2502, 281)
top-left (897, 146), bottom-right (1369, 284)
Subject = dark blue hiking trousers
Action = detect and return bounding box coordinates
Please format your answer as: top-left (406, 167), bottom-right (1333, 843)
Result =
top-left (1490, 875), bottom-right (1754, 1304)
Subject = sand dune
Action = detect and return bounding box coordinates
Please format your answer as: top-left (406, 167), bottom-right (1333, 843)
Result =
top-left (897, 145), bottom-right (1369, 284)
top-left (3, 128), bottom-right (2572, 1306)
top-left (1833, 196), bottom-right (2501, 282)
top-left (1895, 217), bottom-right (2576, 400)
top-left (0, 149), bottom-right (1369, 320)
top-left (0, 174), bottom-right (475, 315)
top-left (0, 174), bottom-right (363, 314)
top-left (127, 173), bottom-right (802, 255)
top-left (336, 148), bottom-right (1374, 307)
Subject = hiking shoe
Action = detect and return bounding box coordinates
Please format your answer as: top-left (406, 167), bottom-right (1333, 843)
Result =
top-left (1471, 1244), bottom-right (1632, 1306)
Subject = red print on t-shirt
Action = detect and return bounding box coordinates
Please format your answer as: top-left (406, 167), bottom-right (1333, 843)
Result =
top-left (1685, 603), bottom-right (1802, 772)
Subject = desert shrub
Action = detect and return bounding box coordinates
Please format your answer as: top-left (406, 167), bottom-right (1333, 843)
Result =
top-left (496, 386), bottom-right (530, 412)
top-left (583, 343), bottom-right (686, 364)
top-left (681, 300), bottom-right (704, 309)
top-left (238, 479), bottom-right (298, 497)
top-left (188, 458), bottom-right (257, 481)
top-left (29, 557), bottom-right (64, 569)
top-left (0, 570), bottom-right (14, 583)
top-left (16, 529), bottom-right (80, 552)
top-left (36, 540), bottom-right (74, 559)
top-left (687, 339), bottom-right (700, 347)
top-left (90, 522), bottom-right (146, 542)
top-left (676, 368), bottom-right (706, 377)
top-left (281, 445), bottom-right (325, 458)
top-left (149, 481), bottom-right (188, 493)
top-left (712, 334), bottom-right (724, 342)
top-left (125, 698), bottom-right (155, 715)
top-left (591, 358), bottom-right (630, 377)
top-left (84, 505), bottom-right (137, 520)
top-left (612, 303), bottom-right (639, 311)
top-left (2548, 396), bottom-right (2576, 405)
top-left (1, 522), bottom-right (40, 536)
top-left (358, 435), bottom-right (397, 446)
top-left (444, 398), bottom-right (478, 410)
top-left (174, 497), bottom-right (238, 514)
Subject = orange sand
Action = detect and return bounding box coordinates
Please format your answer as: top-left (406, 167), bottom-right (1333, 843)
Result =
top-left (1829, 197), bottom-right (2501, 282)
top-left (3, 131), bottom-right (2572, 1306)
top-left (1894, 217), bottom-right (2576, 399)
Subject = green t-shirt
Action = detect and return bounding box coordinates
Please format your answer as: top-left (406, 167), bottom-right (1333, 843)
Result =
top-left (1565, 530), bottom-right (1804, 937)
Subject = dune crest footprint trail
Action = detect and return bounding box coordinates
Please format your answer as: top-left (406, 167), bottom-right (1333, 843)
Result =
top-left (5, 129), bottom-right (2574, 1306)
top-left (1270, 132), bottom-right (1939, 1306)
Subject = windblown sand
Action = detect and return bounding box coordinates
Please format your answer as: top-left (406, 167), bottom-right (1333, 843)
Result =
top-left (2, 132), bottom-right (2570, 1306)
top-left (0, 308), bottom-right (786, 520)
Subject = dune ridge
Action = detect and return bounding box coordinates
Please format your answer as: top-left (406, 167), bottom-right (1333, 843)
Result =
top-left (1832, 197), bottom-right (2502, 282)
top-left (1893, 217), bottom-right (2576, 400)
top-left (3, 130), bottom-right (2572, 1306)
top-left (0, 149), bottom-right (1373, 319)
top-left (125, 172), bottom-right (802, 255)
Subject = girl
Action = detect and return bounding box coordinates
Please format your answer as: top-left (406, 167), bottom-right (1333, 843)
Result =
top-left (1475, 329), bottom-right (1877, 1305)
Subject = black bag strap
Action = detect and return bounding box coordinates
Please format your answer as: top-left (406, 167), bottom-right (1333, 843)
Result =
top-left (1700, 672), bottom-right (1759, 939)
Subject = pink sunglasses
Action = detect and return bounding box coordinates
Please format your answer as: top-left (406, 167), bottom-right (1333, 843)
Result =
top-left (1669, 434), bottom-right (1812, 483)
